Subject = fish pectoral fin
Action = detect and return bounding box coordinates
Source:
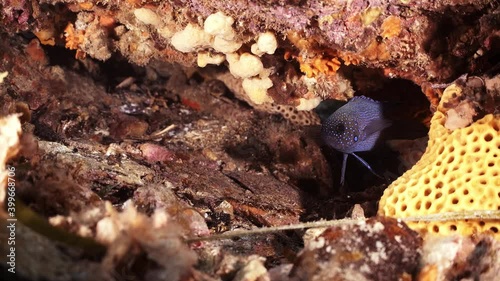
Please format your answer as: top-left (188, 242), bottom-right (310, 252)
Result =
top-left (362, 118), bottom-right (392, 139)
top-left (340, 153), bottom-right (348, 186)
top-left (351, 153), bottom-right (383, 179)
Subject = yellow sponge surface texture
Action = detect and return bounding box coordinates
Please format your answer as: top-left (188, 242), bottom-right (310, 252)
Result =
top-left (378, 84), bottom-right (500, 238)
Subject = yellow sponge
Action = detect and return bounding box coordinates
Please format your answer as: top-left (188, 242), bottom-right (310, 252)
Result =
top-left (378, 84), bottom-right (500, 238)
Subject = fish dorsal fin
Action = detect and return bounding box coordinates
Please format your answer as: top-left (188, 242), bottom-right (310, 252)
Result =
top-left (349, 96), bottom-right (379, 104)
top-left (362, 118), bottom-right (392, 138)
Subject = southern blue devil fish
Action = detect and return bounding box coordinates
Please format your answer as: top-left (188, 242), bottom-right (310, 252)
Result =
top-left (321, 96), bottom-right (392, 185)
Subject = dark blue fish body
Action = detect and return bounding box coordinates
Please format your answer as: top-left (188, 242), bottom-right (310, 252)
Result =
top-left (321, 96), bottom-right (391, 153)
top-left (321, 96), bottom-right (392, 185)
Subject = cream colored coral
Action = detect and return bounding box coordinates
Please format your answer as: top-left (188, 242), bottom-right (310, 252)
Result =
top-left (134, 8), bottom-right (162, 26)
top-left (170, 12), bottom-right (277, 105)
top-left (378, 83), bottom-right (500, 238)
top-left (242, 77), bottom-right (274, 105)
top-left (227, 53), bottom-right (264, 79)
top-left (0, 115), bottom-right (22, 204)
top-left (212, 36), bottom-right (242, 53)
top-left (170, 24), bottom-right (211, 53)
top-left (197, 52), bottom-right (225, 67)
top-left (0, 72), bottom-right (7, 83)
top-left (203, 12), bottom-right (236, 40)
top-left (202, 12), bottom-right (242, 53)
top-left (296, 97), bottom-right (321, 111)
top-left (251, 32), bottom-right (278, 56)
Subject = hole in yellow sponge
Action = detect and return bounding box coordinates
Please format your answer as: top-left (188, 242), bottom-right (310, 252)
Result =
top-left (432, 225), bottom-right (439, 233)
top-left (493, 122), bottom-right (499, 131)
top-left (484, 133), bottom-right (493, 142)
top-left (425, 201), bottom-right (431, 210)
top-left (447, 156), bottom-right (454, 163)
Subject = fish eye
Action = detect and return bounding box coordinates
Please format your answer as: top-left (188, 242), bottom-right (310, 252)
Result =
top-left (334, 123), bottom-right (345, 134)
top-left (354, 136), bottom-right (358, 142)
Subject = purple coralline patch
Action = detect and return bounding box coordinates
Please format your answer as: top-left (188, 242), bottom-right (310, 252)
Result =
top-left (268, 6), bottom-right (310, 30)
top-left (311, 0), bottom-right (384, 47)
top-left (1, 0), bottom-right (31, 30)
top-left (387, 0), bottom-right (493, 12)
